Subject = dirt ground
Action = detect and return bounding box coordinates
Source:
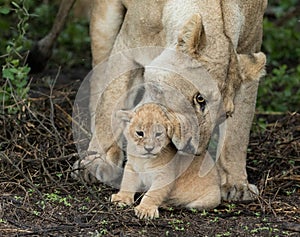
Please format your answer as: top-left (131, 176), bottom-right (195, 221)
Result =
top-left (0, 69), bottom-right (299, 237)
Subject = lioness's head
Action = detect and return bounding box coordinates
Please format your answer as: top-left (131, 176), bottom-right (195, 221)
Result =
top-left (141, 13), bottom-right (266, 155)
top-left (118, 103), bottom-right (173, 158)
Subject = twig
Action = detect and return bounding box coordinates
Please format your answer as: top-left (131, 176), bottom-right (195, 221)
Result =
top-left (282, 222), bottom-right (300, 232)
top-left (48, 68), bottom-right (64, 156)
top-left (55, 103), bottom-right (90, 137)
top-left (1, 154), bottom-right (43, 198)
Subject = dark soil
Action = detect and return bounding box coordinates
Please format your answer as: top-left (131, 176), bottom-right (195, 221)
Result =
top-left (0, 69), bottom-right (299, 237)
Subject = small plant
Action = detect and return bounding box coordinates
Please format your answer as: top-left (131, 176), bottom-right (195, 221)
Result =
top-left (89, 228), bottom-right (108, 237)
top-left (190, 208), bottom-right (198, 214)
top-left (255, 212), bottom-right (261, 217)
top-left (37, 200), bottom-right (46, 210)
top-left (250, 226), bottom-right (280, 234)
top-left (0, 1), bottom-right (31, 114)
top-left (84, 196), bottom-right (91, 202)
top-left (32, 210), bottom-right (40, 216)
top-left (285, 188), bottom-right (296, 196)
top-left (138, 229), bottom-right (148, 235)
top-left (79, 205), bottom-right (88, 211)
top-left (168, 219), bottom-right (187, 231)
top-left (14, 195), bottom-right (23, 201)
top-left (225, 203), bottom-right (236, 213)
top-left (0, 219), bottom-right (7, 224)
top-left (200, 209), bottom-right (209, 216)
top-left (210, 216), bottom-right (219, 223)
top-left (44, 191), bottom-right (72, 207)
top-left (216, 231), bottom-right (231, 237)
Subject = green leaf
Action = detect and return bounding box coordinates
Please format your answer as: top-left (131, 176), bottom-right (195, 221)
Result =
top-left (8, 68), bottom-right (18, 74)
top-left (16, 79), bottom-right (27, 88)
top-left (0, 6), bottom-right (11, 15)
top-left (11, 2), bottom-right (20, 9)
top-left (2, 68), bottom-right (15, 80)
top-left (11, 59), bottom-right (20, 67)
top-left (0, 91), bottom-right (10, 103)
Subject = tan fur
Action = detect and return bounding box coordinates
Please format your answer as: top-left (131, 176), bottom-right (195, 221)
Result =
top-left (73, 0), bottom-right (91, 19)
top-left (73, 0), bottom-right (268, 201)
top-left (111, 104), bottom-right (221, 219)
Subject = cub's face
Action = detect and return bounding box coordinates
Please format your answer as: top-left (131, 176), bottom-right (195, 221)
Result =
top-left (122, 104), bottom-right (172, 158)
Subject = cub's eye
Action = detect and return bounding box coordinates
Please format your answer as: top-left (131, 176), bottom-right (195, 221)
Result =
top-left (155, 132), bottom-right (163, 138)
top-left (136, 131), bottom-right (144, 137)
top-left (195, 93), bottom-right (206, 112)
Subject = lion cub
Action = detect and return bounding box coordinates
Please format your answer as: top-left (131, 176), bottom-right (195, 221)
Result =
top-left (111, 103), bottom-right (221, 219)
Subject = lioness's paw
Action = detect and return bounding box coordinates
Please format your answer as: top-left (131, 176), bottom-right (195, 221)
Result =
top-left (71, 156), bottom-right (122, 186)
top-left (134, 204), bottom-right (159, 219)
top-left (111, 193), bottom-right (134, 206)
top-left (71, 159), bottom-right (99, 183)
top-left (221, 183), bottom-right (259, 201)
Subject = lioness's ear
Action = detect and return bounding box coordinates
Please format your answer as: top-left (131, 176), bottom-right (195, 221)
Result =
top-left (177, 14), bottom-right (206, 56)
top-left (166, 121), bottom-right (173, 139)
top-left (169, 113), bottom-right (198, 154)
top-left (116, 110), bottom-right (133, 123)
top-left (238, 52), bottom-right (266, 81)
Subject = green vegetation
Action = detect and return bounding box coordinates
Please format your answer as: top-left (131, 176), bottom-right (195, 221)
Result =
top-left (258, 0), bottom-right (300, 112)
top-left (0, 0), bottom-right (89, 114)
top-left (168, 218), bottom-right (188, 231)
top-left (0, 1), bottom-right (31, 114)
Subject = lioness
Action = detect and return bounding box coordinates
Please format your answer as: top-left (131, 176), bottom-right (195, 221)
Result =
top-left (111, 103), bottom-right (221, 219)
top-left (73, 0), bottom-right (267, 201)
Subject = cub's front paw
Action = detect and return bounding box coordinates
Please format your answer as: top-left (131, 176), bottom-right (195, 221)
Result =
top-left (221, 183), bottom-right (259, 201)
top-left (111, 193), bottom-right (134, 206)
top-left (134, 204), bottom-right (159, 219)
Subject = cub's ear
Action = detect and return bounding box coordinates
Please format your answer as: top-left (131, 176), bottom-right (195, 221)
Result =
top-left (177, 14), bottom-right (206, 56)
top-left (238, 52), bottom-right (266, 81)
top-left (116, 110), bottom-right (133, 123)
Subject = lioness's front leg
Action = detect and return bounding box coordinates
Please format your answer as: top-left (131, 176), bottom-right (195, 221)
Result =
top-left (72, 0), bottom-right (127, 184)
top-left (90, 0), bottom-right (126, 131)
top-left (218, 80), bottom-right (259, 201)
top-left (78, 67), bottom-right (144, 184)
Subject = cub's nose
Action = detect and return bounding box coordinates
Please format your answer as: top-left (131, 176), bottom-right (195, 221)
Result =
top-left (144, 145), bottom-right (154, 153)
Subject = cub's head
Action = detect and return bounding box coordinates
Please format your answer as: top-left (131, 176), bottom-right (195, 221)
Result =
top-left (118, 103), bottom-right (173, 159)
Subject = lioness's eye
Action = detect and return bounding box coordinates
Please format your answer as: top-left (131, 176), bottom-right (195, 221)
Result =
top-left (136, 131), bottom-right (144, 137)
top-left (195, 93), bottom-right (206, 112)
top-left (155, 132), bottom-right (163, 137)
